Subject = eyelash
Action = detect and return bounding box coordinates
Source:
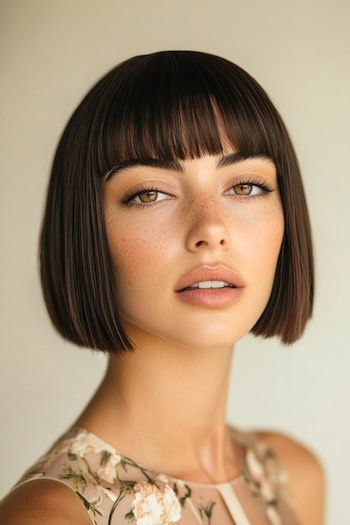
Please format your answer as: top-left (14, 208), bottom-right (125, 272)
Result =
top-left (122, 178), bottom-right (274, 209)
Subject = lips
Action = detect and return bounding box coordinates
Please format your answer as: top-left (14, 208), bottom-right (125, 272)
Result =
top-left (175, 264), bottom-right (245, 292)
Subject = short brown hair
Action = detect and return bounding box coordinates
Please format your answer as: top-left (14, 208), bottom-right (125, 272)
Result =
top-left (39, 50), bottom-right (314, 353)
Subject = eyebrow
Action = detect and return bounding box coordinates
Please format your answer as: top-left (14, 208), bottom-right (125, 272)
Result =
top-left (105, 152), bottom-right (274, 182)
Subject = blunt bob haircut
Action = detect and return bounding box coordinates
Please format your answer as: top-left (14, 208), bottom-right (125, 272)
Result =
top-left (39, 50), bottom-right (314, 353)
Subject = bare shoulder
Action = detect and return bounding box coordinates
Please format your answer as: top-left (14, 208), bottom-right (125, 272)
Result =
top-left (256, 429), bottom-right (326, 525)
top-left (0, 479), bottom-right (92, 525)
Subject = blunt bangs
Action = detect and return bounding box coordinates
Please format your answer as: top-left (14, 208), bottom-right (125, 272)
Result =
top-left (90, 51), bottom-right (282, 177)
top-left (39, 50), bottom-right (314, 352)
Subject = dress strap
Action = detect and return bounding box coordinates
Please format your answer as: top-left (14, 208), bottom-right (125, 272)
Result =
top-left (216, 482), bottom-right (251, 525)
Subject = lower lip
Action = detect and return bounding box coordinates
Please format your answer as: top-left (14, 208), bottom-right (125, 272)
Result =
top-left (176, 287), bottom-right (244, 307)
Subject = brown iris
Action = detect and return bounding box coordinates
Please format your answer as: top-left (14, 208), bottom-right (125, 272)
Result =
top-left (138, 184), bottom-right (253, 204)
top-left (235, 184), bottom-right (253, 195)
top-left (139, 190), bottom-right (158, 203)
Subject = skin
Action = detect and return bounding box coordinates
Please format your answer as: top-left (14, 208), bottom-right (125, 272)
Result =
top-left (0, 142), bottom-right (325, 524)
top-left (74, 145), bottom-right (285, 483)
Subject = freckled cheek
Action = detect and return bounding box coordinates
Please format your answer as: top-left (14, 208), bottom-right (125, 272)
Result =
top-left (106, 226), bottom-right (171, 293)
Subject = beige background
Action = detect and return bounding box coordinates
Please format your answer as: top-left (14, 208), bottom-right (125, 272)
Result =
top-left (1, 0), bottom-right (349, 523)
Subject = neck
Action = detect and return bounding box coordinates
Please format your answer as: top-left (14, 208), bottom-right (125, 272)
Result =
top-left (74, 321), bottom-right (241, 483)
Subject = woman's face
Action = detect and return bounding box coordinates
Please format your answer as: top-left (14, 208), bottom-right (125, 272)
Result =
top-left (103, 147), bottom-right (284, 349)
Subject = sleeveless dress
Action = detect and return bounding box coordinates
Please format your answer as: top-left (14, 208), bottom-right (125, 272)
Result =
top-left (9, 425), bottom-right (301, 525)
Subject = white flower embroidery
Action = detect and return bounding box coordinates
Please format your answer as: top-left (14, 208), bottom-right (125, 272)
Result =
top-left (69, 432), bottom-right (117, 457)
top-left (131, 480), bottom-right (181, 525)
top-left (266, 504), bottom-right (282, 525)
top-left (245, 446), bottom-right (282, 525)
top-left (155, 474), bottom-right (169, 483)
top-left (100, 485), bottom-right (118, 503)
top-left (246, 449), bottom-right (265, 481)
top-left (97, 453), bottom-right (122, 483)
top-left (260, 478), bottom-right (276, 502)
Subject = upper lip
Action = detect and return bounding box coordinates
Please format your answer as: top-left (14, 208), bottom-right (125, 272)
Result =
top-left (175, 264), bottom-right (245, 292)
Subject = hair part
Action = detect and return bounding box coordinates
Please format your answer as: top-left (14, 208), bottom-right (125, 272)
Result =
top-left (39, 50), bottom-right (314, 352)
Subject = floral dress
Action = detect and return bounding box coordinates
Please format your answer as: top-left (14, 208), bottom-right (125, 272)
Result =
top-left (9, 425), bottom-right (300, 525)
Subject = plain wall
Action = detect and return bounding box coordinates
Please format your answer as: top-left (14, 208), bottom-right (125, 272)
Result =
top-left (1, 0), bottom-right (349, 523)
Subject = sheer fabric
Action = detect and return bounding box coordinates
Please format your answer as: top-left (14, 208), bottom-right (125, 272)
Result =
top-left (10, 425), bottom-right (300, 524)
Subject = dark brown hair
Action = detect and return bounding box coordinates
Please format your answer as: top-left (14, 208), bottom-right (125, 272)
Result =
top-left (39, 50), bottom-right (314, 353)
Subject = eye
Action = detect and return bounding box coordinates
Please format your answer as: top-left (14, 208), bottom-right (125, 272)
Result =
top-left (229, 180), bottom-right (272, 197)
top-left (122, 186), bottom-right (170, 208)
top-left (122, 178), bottom-right (274, 209)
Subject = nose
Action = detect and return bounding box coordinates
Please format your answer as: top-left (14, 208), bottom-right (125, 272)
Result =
top-left (184, 197), bottom-right (231, 253)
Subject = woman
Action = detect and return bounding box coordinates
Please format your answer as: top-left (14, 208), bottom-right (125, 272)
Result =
top-left (0, 50), bottom-right (325, 524)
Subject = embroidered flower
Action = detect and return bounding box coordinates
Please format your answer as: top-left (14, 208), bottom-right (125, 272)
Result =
top-left (155, 474), bottom-right (169, 483)
top-left (77, 492), bottom-right (104, 518)
top-left (244, 446), bottom-right (283, 525)
top-left (97, 453), bottom-right (122, 483)
top-left (246, 449), bottom-right (265, 482)
top-left (260, 478), bottom-right (276, 503)
top-left (266, 504), bottom-right (282, 525)
top-left (264, 449), bottom-right (290, 485)
top-left (69, 432), bottom-right (117, 457)
top-left (99, 485), bottom-right (118, 503)
top-left (131, 480), bottom-right (181, 525)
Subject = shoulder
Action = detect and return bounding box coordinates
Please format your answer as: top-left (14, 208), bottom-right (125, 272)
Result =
top-left (0, 479), bottom-right (92, 524)
top-left (255, 429), bottom-right (326, 525)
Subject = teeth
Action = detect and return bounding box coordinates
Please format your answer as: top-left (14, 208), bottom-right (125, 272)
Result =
top-left (188, 280), bottom-right (233, 289)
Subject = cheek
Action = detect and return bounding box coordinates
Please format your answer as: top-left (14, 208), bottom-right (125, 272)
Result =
top-left (244, 209), bottom-right (284, 279)
top-left (106, 223), bottom-right (170, 294)
top-left (249, 216), bottom-right (283, 253)
top-left (107, 232), bottom-right (143, 287)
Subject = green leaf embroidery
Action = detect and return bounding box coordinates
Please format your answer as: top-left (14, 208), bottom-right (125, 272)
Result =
top-left (124, 508), bottom-right (136, 522)
top-left (108, 490), bottom-right (128, 525)
top-left (76, 491), bottom-right (103, 516)
top-left (198, 500), bottom-right (216, 524)
top-left (120, 457), bottom-right (129, 472)
top-left (60, 465), bottom-right (87, 491)
top-left (100, 450), bottom-right (112, 466)
top-left (174, 482), bottom-right (192, 507)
